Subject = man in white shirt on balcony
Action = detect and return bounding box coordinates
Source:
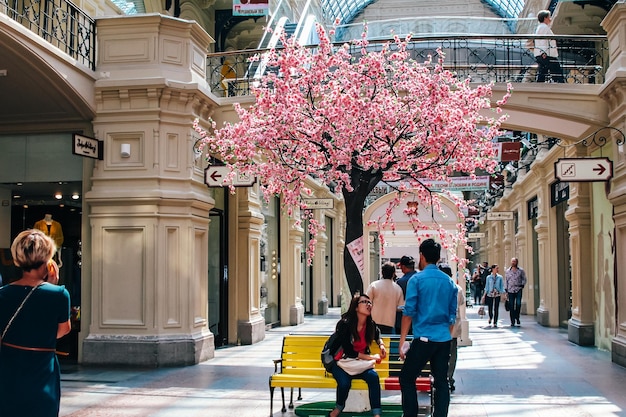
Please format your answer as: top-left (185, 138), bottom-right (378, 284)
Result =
top-left (534, 9), bottom-right (565, 83)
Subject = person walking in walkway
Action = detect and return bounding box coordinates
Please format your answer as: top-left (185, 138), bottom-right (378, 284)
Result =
top-left (438, 264), bottom-right (465, 393)
top-left (534, 9), bottom-right (565, 83)
top-left (473, 261), bottom-right (488, 305)
top-left (399, 239), bottom-right (458, 417)
top-left (366, 262), bottom-right (404, 334)
top-left (396, 255), bottom-right (417, 297)
top-left (328, 294), bottom-right (386, 417)
top-left (484, 265), bottom-right (504, 327)
top-left (0, 229), bottom-right (71, 417)
top-left (395, 255), bottom-right (418, 333)
top-left (505, 257), bottom-right (527, 327)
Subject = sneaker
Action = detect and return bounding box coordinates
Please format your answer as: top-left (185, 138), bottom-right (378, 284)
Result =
top-left (517, 319), bottom-right (521, 325)
top-left (511, 323), bottom-right (515, 327)
top-left (488, 319), bottom-right (491, 324)
top-left (494, 324), bottom-right (498, 328)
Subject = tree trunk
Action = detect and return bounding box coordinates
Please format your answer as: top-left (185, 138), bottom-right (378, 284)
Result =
top-left (342, 168), bottom-right (383, 297)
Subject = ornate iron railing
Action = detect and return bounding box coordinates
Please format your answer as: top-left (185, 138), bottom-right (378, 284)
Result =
top-left (207, 34), bottom-right (608, 98)
top-left (1, 0), bottom-right (95, 70)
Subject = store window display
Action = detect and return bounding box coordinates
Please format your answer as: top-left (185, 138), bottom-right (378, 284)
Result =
top-left (33, 214), bottom-right (64, 267)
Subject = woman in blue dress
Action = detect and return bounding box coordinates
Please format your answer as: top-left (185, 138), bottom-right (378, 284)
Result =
top-left (0, 229), bottom-right (71, 417)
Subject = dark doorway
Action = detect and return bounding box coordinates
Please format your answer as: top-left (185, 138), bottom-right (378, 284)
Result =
top-left (209, 207), bottom-right (228, 347)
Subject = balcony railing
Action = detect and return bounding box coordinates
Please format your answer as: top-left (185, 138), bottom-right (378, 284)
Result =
top-left (1, 0), bottom-right (95, 70)
top-left (207, 34), bottom-right (608, 98)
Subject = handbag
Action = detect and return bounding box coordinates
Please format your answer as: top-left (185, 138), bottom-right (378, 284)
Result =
top-left (504, 299), bottom-right (510, 311)
top-left (321, 331), bottom-right (341, 372)
top-left (336, 357), bottom-right (376, 376)
top-left (0, 284), bottom-right (41, 353)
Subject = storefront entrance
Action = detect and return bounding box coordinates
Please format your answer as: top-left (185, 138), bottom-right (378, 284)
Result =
top-left (0, 134), bottom-right (84, 362)
top-left (0, 182), bottom-right (82, 362)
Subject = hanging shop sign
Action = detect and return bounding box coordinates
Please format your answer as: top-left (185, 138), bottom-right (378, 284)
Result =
top-left (494, 142), bottom-right (521, 162)
top-left (303, 198), bottom-right (334, 209)
top-left (468, 232), bottom-right (485, 239)
top-left (554, 157), bottom-right (613, 182)
top-left (418, 176), bottom-right (490, 192)
top-left (233, 0), bottom-right (268, 16)
top-left (72, 133), bottom-right (103, 160)
top-left (204, 166), bottom-right (256, 187)
top-left (486, 211), bottom-right (514, 221)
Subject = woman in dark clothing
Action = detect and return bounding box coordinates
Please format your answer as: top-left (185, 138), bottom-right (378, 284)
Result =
top-left (328, 294), bottom-right (387, 417)
top-left (0, 229), bottom-right (71, 417)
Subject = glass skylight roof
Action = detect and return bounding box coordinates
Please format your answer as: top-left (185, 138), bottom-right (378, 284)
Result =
top-left (320, 0), bottom-right (377, 25)
top-left (482, 0), bottom-right (525, 19)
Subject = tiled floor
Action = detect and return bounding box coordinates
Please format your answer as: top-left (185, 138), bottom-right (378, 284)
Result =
top-left (59, 306), bottom-right (626, 416)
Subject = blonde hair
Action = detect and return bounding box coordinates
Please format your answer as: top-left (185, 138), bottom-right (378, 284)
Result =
top-left (11, 229), bottom-right (56, 271)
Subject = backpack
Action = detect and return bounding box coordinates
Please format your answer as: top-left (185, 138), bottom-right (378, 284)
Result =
top-left (321, 331), bottom-right (342, 372)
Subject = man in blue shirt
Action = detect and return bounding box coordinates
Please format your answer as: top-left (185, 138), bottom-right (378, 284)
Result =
top-left (399, 239), bottom-right (458, 417)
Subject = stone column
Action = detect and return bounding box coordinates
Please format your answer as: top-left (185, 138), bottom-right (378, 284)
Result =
top-left (601, 1), bottom-right (626, 366)
top-left (514, 189), bottom-right (529, 314)
top-left (533, 166), bottom-right (552, 326)
top-left (313, 209), bottom-right (329, 315)
top-left (282, 215), bottom-right (304, 325)
top-left (84, 15), bottom-right (216, 366)
top-left (565, 178), bottom-right (595, 345)
top-left (234, 187), bottom-right (266, 345)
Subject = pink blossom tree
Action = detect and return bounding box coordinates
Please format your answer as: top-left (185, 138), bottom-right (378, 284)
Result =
top-left (194, 25), bottom-right (511, 296)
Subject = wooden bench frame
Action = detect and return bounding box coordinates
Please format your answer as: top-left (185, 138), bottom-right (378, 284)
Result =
top-left (268, 334), bottom-right (433, 416)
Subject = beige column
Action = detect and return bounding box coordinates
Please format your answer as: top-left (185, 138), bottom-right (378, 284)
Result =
top-left (336, 205), bottom-right (347, 310)
top-left (232, 187), bottom-right (266, 344)
top-left (533, 166), bottom-right (554, 326)
top-left (601, 1), bottom-right (626, 366)
top-left (313, 209), bottom-right (329, 315)
top-left (84, 15), bottom-right (216, 365)
top-left (282, 215), bottom-right (305, 325)
top-left (565, 178), bottom-right (595, 345)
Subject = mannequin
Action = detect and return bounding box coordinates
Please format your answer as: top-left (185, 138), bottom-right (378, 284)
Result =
top-left (33, 213), bottom-right (64, 267)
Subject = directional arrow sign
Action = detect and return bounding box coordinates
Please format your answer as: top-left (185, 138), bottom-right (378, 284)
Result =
top-left (554, 157), bottom-right (613, 182)
top-left (204, 166), bottom-right (256, 187)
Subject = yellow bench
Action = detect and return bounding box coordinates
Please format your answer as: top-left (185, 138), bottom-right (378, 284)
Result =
top-left (268, 334), bottom-right (433, 416)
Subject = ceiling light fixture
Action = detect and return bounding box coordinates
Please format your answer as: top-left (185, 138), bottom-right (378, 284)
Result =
top-left (72, 193), bottom-right (80, 200)
top-left (54, 193), bottom-right (62, 200)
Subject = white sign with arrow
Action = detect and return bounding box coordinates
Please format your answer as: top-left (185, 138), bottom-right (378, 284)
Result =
top-left (554, 158), bottom-right (613, 182)
top-left (204, 166), bottom-right (256, 187)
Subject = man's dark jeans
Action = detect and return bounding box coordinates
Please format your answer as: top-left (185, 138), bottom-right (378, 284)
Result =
top-left (508, 290), bottom-right (523, 324)
top-left (536, 55), bottom-right (564, 83)
top-left (400, 339), bottom-right (451, 417)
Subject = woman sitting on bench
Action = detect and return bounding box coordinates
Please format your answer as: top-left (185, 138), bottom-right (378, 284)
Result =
top-left (328, 294), bottom-right (387, 417)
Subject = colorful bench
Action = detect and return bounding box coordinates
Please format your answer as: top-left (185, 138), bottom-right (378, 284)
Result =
top-left (268, 334), bottom-right (433, 416)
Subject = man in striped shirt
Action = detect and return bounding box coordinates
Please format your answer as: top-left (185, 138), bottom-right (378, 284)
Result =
top-left (505, 257), bottom-right (527, 327)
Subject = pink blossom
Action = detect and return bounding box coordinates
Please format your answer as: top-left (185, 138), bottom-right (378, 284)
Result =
top-left (193, 23), bottom-right (509, 266)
